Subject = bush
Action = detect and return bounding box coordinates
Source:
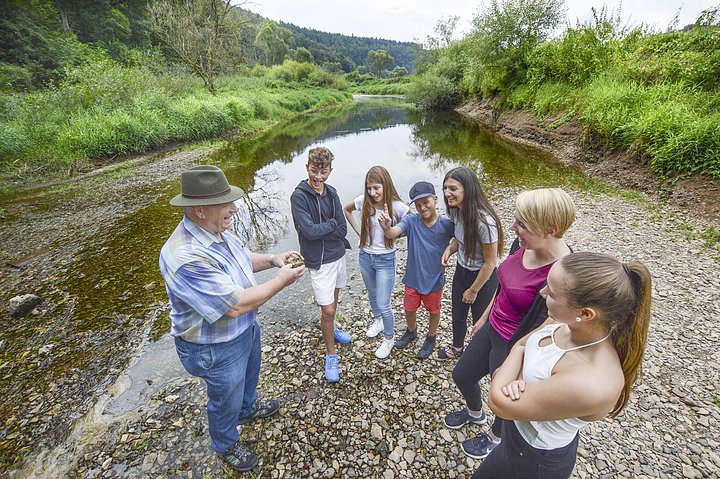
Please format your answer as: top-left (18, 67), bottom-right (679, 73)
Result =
top-left (250, 64), bottom-right (269, 77)
top-left (344, 71), bottom-right (375, 84)
top-left (58, 59), bottom-right (164, 111)
top-left (0, 56), bottom-right (351, 178)
top-left (0, 62), bottom-right (32, 92)
top-left (622, 26), bottom-right (720, 89)
top-left (266, 60), bottom-right (346, 89)
top-left (407, 73), bottom-right (459, 109)
top-left (408, 44), bottom-right (466, 108)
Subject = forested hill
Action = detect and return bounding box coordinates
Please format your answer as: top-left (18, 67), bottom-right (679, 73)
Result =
top-left (279, 22), bottom-right (420, 73)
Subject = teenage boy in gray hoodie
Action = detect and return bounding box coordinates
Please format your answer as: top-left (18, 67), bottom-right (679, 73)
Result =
top-left (290, 147), bottom-right (352, 382)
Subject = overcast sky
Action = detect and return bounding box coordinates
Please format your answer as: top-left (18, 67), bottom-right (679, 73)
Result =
top-left (245, 0), bottom-right (713, 43)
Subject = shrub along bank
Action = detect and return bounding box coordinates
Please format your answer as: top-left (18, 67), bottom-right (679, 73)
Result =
top-left (408, 3), bottom-right (720, 179)
top-left (0, 58), bottom-right (351, 185)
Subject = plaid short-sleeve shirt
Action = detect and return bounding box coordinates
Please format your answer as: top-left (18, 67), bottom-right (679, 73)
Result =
top-left (159, 216), bottom-right (257, 344)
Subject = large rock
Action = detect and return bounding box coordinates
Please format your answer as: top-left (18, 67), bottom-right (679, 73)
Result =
top-left (9, 294), bottom-right (42, 317)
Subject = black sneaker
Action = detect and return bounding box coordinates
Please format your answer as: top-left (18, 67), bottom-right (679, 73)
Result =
top-left (219, 441), bottom-right (258, 472)
top-left (443, 409), bottom-right (488, 429)
top-left (394, 329), bottom-right (418, 349)
top-left (416, 336), bottom-right (436, 359)
top-left (238, 398), bottom-right (280, 425)
top-left (461, 433), bottom-right (500, 459)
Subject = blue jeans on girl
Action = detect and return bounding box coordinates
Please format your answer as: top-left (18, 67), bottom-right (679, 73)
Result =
top-left (359, 250), bottom-right (397, 337)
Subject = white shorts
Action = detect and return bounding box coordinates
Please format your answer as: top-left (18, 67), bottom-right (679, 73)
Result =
top-left (309, 256), bottom-right (347, 306)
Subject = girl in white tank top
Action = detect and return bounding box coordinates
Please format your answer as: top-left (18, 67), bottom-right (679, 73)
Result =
top-left (472, 252), bottom-right (653, 479)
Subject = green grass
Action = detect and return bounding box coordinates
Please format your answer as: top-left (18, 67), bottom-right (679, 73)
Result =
top-left (0, 60), bottom-right (351, 184)
top-left (580, 77), bottom-right (720, 178)
top-left (701, 226), bottom-right (720, 249)
top-left (409, 9), bottom-right (720, 179)
top-left (349, 77), bottom-right (411, 95)
top-left (500, 75), bottom-right (720, 179)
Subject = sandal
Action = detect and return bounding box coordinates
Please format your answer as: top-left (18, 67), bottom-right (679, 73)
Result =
top-left (435, 345), bottom-right (463, 360)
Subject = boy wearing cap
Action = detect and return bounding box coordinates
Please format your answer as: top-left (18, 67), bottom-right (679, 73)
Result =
top-left (378, 181), bottom-right (454, 359)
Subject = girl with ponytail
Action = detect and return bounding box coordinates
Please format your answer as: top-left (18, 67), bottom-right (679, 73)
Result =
top-left (473, 252), bottom-right (652, 478)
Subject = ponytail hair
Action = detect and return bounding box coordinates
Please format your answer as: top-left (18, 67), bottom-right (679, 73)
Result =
top-left (559, 252), bottom-right (652, 417)
top-left (360, 166), bottom-right (401, 249)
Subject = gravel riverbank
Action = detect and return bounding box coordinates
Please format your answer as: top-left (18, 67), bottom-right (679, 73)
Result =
top-left (20, 187), bottom-right (719, 479)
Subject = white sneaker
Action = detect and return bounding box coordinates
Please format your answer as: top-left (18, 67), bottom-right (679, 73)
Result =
top-left (366, 318), bottom-right (384, 338)
top-left (375, 337), bottom-right (394, 359)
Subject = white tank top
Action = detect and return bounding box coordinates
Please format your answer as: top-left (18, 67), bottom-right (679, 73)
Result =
top-left (515, 323), bottom-right (593, 450)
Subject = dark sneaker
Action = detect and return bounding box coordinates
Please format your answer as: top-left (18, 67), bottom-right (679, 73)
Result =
top-left (394, 329), bottom-right (418, 349)
top-left (443, 409), bottom-right (488, 429)
top-left (219, 441), bottom-right (258, 472)
top-left (416, 336), bottom-right (436, 359)
top-left (238, 398), bottom-right (280, 425)
top-left (461, 433), bottom-right (500, 459)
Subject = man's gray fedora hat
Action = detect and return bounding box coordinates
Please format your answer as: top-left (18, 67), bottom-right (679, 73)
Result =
top-left (170, 165), bottom-right (244, 207)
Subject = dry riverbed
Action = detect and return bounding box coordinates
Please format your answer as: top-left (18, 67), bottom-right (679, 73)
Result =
top-left (2, 140), bottom-right (719, 478)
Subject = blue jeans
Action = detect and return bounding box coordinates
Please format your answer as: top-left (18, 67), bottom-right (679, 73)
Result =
top-left (359, 250), bottom-right (397, 337)
top-left (175, 321), bottom-right (261, 454)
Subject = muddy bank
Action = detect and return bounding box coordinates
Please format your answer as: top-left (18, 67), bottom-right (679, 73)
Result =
top-left (457, 98), bottom-right (720, 225)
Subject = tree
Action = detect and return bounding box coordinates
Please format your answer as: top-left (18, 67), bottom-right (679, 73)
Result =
top-left (425, 15), bottom-right (460, 50)
top-left (467, 0), bottom-right (565, 94)
top-left (321, 61), bottom-right (343, 74)
top-left (294, 47), bottom-right (314, 63)
top-left (254, 20), bottom-right (292, 66)
top-left (147, 0), bottom-right (245, 94)
top-left (390, 66), bottom-right (408, 77)
top-left (365, 49), bottom-right (393, 77)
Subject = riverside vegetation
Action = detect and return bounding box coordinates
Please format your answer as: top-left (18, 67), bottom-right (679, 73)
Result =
top-left (408, 2), bottom-right (720, 181)
top-left (0, 0), bottom-right (420, 189)
top-left (0, 56), bottom-right (350, 187)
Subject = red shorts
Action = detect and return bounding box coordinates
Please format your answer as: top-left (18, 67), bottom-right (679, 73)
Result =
top-left (403, 286), bottom-right (443, 314)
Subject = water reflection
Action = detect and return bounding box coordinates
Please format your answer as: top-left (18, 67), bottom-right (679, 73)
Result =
top-left (215, 97), bottom-right (574, 252)
top-left (229, 166), bottom-right (287, 250)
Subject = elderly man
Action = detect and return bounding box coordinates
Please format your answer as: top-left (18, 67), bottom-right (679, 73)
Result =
top-left (159, 165), bottom-right (305, 472)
